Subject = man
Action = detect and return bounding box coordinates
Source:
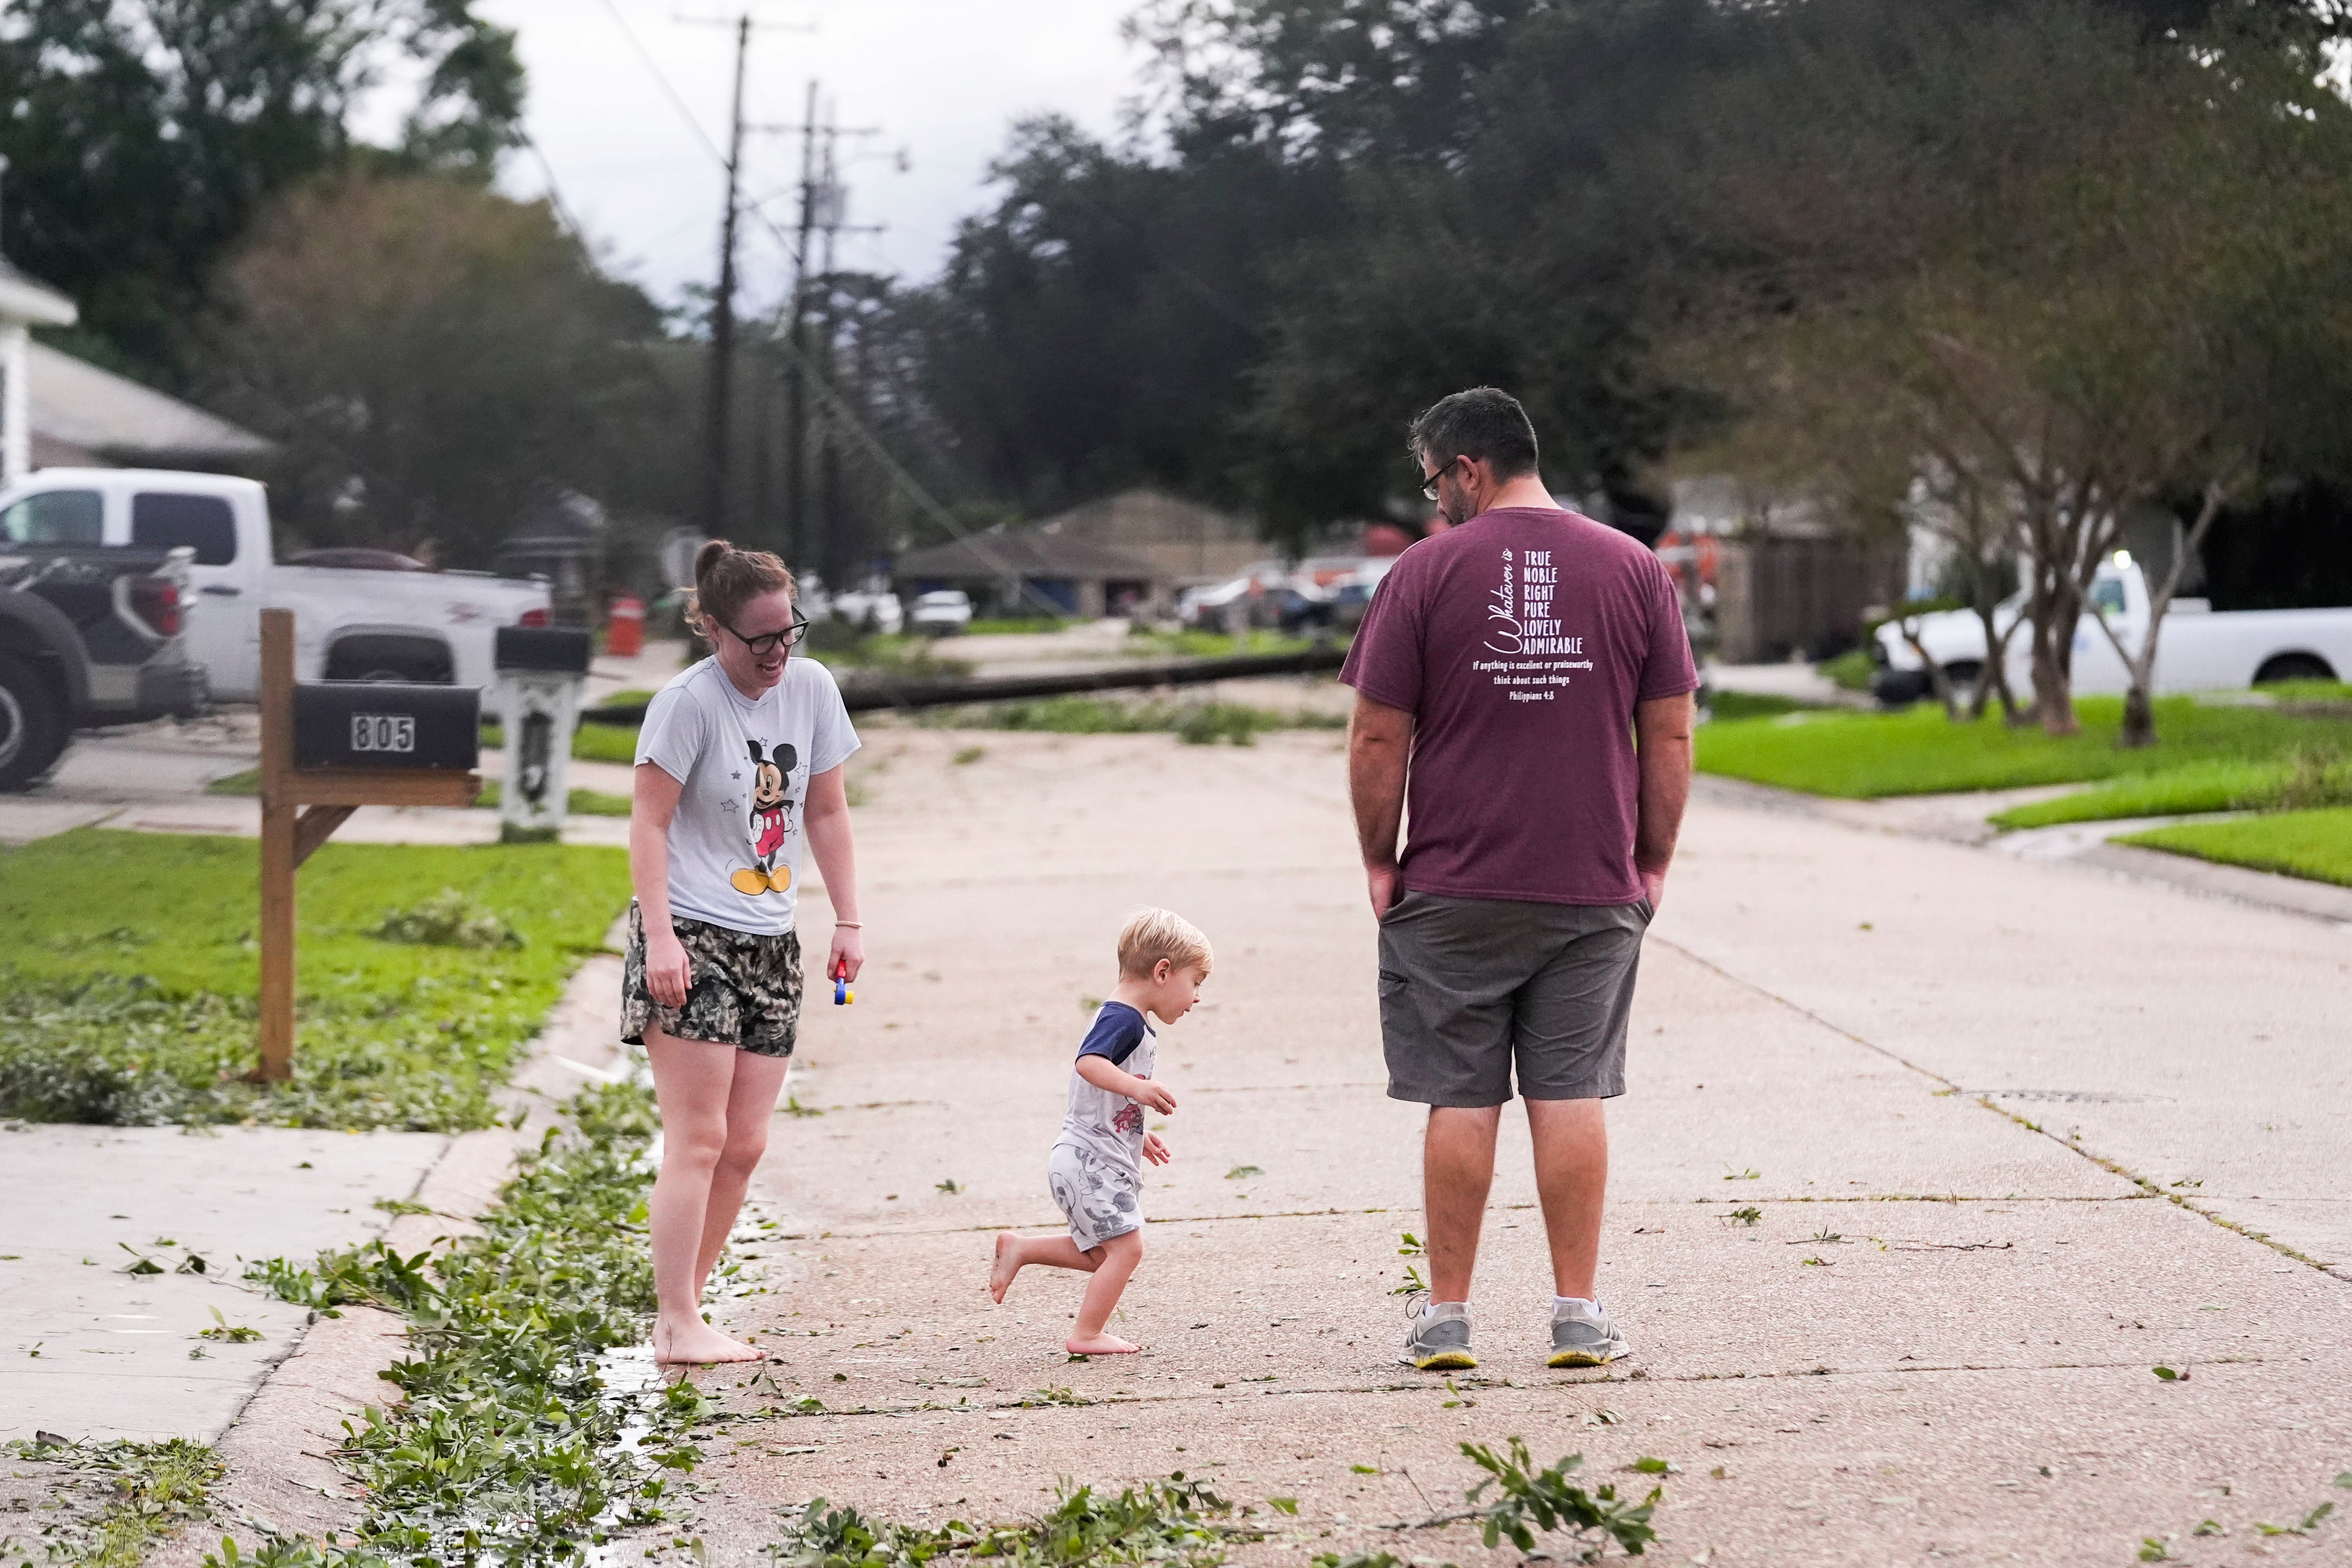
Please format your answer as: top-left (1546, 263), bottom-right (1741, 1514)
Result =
top-left (1340, 386), bottom-right (1697, 1371)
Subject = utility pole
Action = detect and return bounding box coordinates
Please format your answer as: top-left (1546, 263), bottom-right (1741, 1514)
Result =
top-left (764, 87), bottom-right (881, 579)
top-left (783, 78), bottom-right (820, 571)
top-left (695, 15), bottom-right (752, 540)
top-left (681, 11), bottom-right (807, 542)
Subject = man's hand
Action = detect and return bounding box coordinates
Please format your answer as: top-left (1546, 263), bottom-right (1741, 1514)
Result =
top-left (1141, 1132), bottom-right (1171, 1166)
top-left (646, 930), bottom-right (693, 1009)
top-left (1130, 1079), bottom-right (1178, 1115)
top-left (1641, 869), bottom-right (1666, 912)
top-left (1365, 860), bottom-right (1403, 919)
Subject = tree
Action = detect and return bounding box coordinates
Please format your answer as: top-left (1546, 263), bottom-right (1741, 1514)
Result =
top-left (0, 0), bottom-right (521, 380)
top-left (1664, 0), bottom-right (2352, 740)
top-left (203, 174), bottom-right (687, 566)
top-left (915, 117), bottom-right (1325, 522)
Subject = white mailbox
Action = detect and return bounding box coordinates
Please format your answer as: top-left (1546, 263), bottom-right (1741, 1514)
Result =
top-left (493, 627), bottom-right (595, 842)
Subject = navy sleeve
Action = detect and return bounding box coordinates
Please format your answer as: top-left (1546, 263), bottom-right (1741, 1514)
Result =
top-left (1075, 1003), bottom-right (1149, 1068)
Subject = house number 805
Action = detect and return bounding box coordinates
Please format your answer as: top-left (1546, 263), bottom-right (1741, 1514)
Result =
top-left (350, 714), bottom-right (416, 753)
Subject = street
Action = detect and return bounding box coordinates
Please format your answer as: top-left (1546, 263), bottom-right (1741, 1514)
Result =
top-left (649, 725), bottom-right (2352, 1567)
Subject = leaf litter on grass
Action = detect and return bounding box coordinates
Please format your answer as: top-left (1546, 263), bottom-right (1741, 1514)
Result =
top-left (0, 830), bottom-right (629, 1130)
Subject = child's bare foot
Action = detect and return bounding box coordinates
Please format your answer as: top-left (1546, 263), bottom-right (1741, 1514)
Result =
top-left (654, 1317), bottom-right (763, 1364)
top-left (1065, 1332), bottom-right (1140, 1355)
top-left (990, 1233), bottom-right (1021, 1303)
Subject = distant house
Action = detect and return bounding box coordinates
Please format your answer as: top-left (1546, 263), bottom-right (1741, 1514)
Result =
top-left (2, 244), bottom-right (274, 487)
top-left (25, 340), bottom-right (272, 472)
top-left (1, 257), bottom-right (78, 485)
top-left (894, 529), bottom-right (1164, 620)
top-left (1670, 474), bottom-right (1904, 663)
top-left (1034, 488), bottom-right (1264, 589)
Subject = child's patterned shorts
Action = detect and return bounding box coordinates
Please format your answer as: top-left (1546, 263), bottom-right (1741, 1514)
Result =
top-left (1047, 1139), bottom-right (1142, 1252)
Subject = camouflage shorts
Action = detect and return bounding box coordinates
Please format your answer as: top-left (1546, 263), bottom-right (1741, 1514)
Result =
top-left (622, 903), bottom-right (803, 1057)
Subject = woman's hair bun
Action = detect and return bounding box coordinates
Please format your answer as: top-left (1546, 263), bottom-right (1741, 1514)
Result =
top-left (694, 538), bottom-right (732, 584)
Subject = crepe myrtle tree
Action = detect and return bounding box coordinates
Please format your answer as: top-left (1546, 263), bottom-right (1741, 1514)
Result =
top-left (1667, 2), bottom-right (2352, 741)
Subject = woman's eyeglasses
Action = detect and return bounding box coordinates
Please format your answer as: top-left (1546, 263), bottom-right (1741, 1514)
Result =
top-left (719, 613), bottom-right (812, 656)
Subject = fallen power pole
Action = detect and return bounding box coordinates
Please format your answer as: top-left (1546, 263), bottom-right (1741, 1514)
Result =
top-left (579, 647), bottom-right (1348, 723)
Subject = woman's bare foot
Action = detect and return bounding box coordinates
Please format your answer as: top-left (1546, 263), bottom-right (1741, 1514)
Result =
top-left (1065, 1332), bottom-right (1139, 1355)
top-left (654, 1316), bottom-right (763, 1365)
top-left (990, 1233), bottom-right (1021, 1303)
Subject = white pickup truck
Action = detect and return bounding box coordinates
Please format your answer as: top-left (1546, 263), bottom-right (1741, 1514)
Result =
top-left (0, 468), bottom-right (552, 702)
top-left (1873, 557), bottom-right (2352, 704)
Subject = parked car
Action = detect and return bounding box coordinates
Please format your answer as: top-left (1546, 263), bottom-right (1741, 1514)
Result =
top-left (1, 487), bottom-right (203, 788)
top-left (908, 589), bottom-right (974, 635)
top-left (831, 584), bottom-right (906, 636)
top-left (1329, 556), bottom-right (1399, 630)
top-left (0, 469), bottom-right (552, 704)
top-left (1872, 556), bottom-right (2352, 705)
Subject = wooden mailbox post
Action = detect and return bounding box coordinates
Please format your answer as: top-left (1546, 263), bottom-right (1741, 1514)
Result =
top-left (254, 608), bottom-right (482, 1081)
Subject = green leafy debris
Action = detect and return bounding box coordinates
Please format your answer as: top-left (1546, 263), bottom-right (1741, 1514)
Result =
top-left (0, 831), bottom-right (629, 1131)
top-left (196, 1307), bottom-right (262, 1344)
top-left (0, 1434), bottom-right (223, 1567)
top-left (1461, 1436), bottom-right (1660, 1558)
top-left (772, 1474), bottom-right (1254, 1568)
top-left (371, 887), bottom-right (523, 950)
top-left (222, 1081), bottom-right (696, 1565)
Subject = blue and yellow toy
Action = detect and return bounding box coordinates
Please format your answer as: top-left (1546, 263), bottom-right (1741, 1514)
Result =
top-left (832, 960), bottom-right (854, 1007)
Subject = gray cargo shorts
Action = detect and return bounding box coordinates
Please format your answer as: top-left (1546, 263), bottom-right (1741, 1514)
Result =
top-left (1377, 889), bottom-right (1652, 1106)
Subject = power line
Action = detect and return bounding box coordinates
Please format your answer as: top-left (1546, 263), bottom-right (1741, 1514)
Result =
top-left (584, 1), bottom-right (1054, 607)
top-left (589, 0), bottom-right (733, 169)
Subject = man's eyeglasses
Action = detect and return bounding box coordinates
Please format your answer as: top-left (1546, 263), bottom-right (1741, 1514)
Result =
top-left (1419, 455), bottom-right (1462, 501)
top-left (719, 613), bottom-right (812, 657)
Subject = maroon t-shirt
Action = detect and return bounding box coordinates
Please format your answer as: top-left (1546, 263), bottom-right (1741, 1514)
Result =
top-left (1339, 506), bottom-right (1698, 906)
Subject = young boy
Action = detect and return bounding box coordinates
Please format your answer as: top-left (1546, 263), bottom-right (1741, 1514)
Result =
top-left (989, 907), bottom-right (1212, 1354)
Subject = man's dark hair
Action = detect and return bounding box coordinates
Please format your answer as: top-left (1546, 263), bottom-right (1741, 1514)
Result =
top-left (1408, 387), bottom-right (1540, 481)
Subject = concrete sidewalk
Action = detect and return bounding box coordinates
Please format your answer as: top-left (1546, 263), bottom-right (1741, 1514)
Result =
top-left (654, 728), bottom-right (2347, 1567)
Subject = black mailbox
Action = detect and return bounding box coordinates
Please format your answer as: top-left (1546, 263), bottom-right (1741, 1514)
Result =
top-left (292, 682), bottom-right (481, 770)
top-left (494, 626), bottom-right (594, 674)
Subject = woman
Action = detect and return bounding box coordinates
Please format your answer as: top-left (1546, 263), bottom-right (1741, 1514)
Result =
top-left (625, 539), bottom-right (863, 1364)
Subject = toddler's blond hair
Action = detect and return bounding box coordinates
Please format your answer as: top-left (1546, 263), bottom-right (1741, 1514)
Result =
top-left (1116, 907), bottom-right (1213, 979)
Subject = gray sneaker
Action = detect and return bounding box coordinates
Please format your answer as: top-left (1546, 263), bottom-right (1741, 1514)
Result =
top-left (1400, 1302), bottom-right (1477, 1371)
top-left (1548, 1301), bottom-right (1630, 1368)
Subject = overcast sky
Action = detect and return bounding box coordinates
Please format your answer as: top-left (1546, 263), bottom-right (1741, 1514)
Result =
top-left (458, 0), bottom-right (1146, 314)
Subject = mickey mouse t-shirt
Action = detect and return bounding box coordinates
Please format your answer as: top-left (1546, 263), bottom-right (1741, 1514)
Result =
top-left (636, 656), bottom-right (861, 936)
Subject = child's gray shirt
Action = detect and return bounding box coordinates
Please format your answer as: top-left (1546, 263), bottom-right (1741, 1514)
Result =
top-left (1054, 1001), bottom-right (1157, 1177)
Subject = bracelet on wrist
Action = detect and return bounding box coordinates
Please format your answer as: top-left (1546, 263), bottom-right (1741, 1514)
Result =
top-left (834, 920), bottom-right (862, 929)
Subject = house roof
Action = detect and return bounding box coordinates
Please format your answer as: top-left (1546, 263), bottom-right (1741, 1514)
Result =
top-left (896, 530), bottom-right (1160, 582)
top-left (28, 340), bottom-right (272, 462)
top-left (0, 258), bottom-right (77, 328)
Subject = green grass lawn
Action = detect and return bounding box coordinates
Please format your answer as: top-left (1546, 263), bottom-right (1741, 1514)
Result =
top-left (2121, 807), bottom-right (2352, 887)
top-left (962, 616), bottom-right (1069, 635)
top-left (474, 781), bottom-right (632, 816)
top-left (479, 721), bottom-right (640, 764)
top-left (0, 829), bottom-right (629, 1129)
top-left (1706, 689), bottom-right (1822, 722)
top-left (1123, 627), bottom-right (1329, 659)
top-left (1695, 694), bottom-right (2352, 799)
top-left (1989, 751), bottom-right (2352, 828)
top-left (918, 694), bottom-right (1347, 744)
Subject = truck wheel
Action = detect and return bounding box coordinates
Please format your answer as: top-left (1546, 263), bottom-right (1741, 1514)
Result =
top-left (2254, 652), bottom-right (2335, 686)
top-left (0, 650), bottom-right (70, 791)
top-left (1942, 661), bottom-right (1985, 706)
